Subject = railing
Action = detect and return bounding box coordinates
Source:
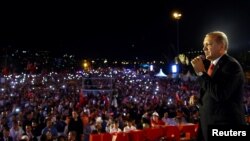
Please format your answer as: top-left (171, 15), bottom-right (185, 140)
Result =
top-left (89, 123), bottom-right (199, 141)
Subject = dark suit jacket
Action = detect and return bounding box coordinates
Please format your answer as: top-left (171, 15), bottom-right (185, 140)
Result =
top-left (197, 54), bottom-right (246, 141)
top-left (0, 136), bottom-right (13, 141)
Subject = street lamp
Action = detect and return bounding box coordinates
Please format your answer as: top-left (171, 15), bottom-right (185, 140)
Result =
top-left (172, 11), bottom-right (182, 55)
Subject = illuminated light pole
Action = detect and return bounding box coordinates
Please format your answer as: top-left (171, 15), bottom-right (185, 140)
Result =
top-left (172, 11), bottom-right (182, 56)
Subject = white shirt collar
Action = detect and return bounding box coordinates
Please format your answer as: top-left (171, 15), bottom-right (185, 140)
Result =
top-left (211, 55), bottom-right (222, 65)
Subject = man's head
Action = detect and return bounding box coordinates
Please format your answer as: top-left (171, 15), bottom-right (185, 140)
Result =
top-left (68, 131), bottom-right (77, 141)
top-left (72, 111), bottom-right (78, 119)
top-left (203, 31), bottom-right (228, 61)
top-left (3, 126), bottom-right (10, 137)
top-left (152, 112), bottom-right (159, 121)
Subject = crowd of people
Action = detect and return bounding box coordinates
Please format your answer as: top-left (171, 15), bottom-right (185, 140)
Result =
top-left (0, 67), bottom-right (249, 141)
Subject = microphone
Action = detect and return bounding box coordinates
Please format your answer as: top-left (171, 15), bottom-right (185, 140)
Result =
top-left (199, 55), bottom-right (206, 60)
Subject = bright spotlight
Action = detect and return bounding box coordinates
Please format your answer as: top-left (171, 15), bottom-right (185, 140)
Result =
top-left (171, 64), bottom-right (178, 73)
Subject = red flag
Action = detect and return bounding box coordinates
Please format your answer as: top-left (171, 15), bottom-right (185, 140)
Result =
top-left (2, 67), bottom-right (9, 75)
top-left (175, 93), bottom-right (180, 101)
top-left (79, 89), bottom-right (85, 106)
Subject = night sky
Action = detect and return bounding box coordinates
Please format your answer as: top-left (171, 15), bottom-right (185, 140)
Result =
top-left (0, 1), bottom-right (250, 59)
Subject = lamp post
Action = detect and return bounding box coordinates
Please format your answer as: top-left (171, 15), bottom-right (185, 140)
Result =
top-left (172, 12), bottom-right (182, 56)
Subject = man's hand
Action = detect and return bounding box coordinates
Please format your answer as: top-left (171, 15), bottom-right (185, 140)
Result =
top-left (191, 55), bottom-right (206, 75)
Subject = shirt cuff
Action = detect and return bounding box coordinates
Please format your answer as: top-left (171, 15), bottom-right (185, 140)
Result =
top-left (196, 72), bottom-right (203, 76)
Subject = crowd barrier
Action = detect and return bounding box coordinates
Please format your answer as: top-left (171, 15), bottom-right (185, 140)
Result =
top-left (89, 123), bottom-right (198, 141)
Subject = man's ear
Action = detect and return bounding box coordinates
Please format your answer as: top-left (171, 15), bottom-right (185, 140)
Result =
top-left (219, 44), bottom-right (226, 53)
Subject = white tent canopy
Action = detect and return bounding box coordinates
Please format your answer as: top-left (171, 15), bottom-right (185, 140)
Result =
top-left (155, 68), bottom-right (167, 77)
top-left (181, 70), bottom-right (197, 81)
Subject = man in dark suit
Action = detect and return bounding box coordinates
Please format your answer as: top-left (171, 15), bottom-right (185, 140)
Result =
top-left (191, 31), bottom-right (246, 141)
top-left (0, 127), bottom-right (13, 141)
